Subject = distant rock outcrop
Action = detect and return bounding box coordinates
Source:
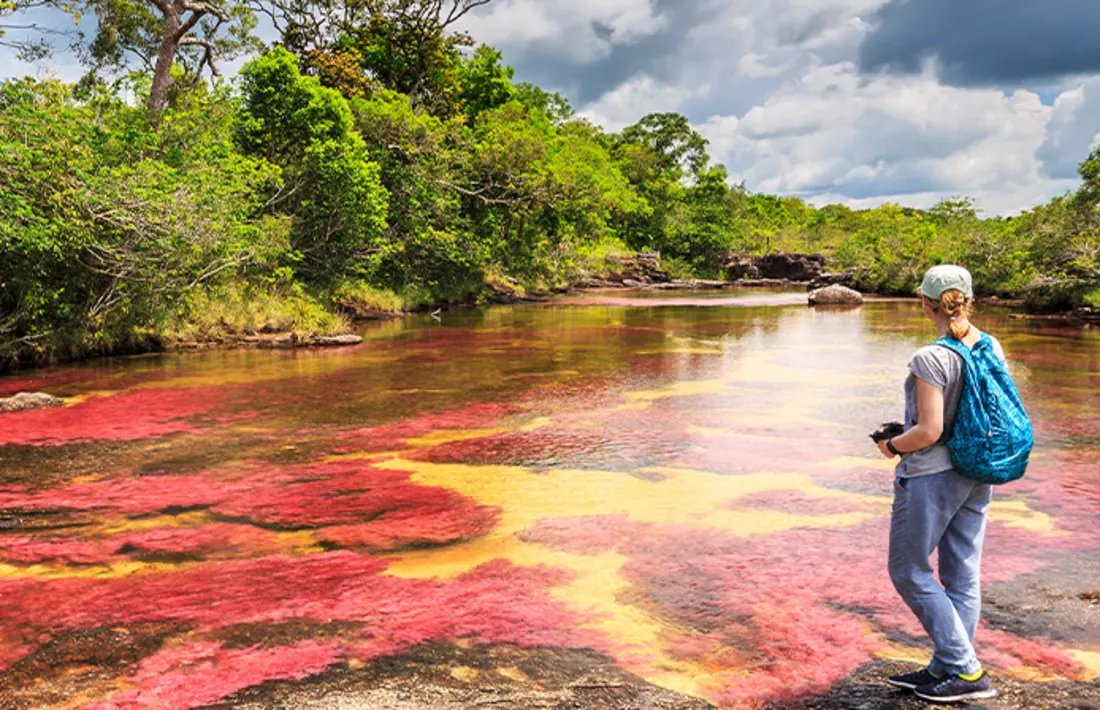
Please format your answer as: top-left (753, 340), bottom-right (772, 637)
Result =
top-left (0, 392), bottom-right (64, 413)
top-left (808, 284), bottom-right (864, 305)
top-left (726, 253), bottom-right (826, 282)
top-left (578, 252), bottom-right (672, 288)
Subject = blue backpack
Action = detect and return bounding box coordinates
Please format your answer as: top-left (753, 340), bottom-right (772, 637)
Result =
top-left (932, 334), bottom-right (1033, 484)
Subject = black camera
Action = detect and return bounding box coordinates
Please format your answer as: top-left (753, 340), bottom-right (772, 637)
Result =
top-left (870, 422), bottom-right (905, 443)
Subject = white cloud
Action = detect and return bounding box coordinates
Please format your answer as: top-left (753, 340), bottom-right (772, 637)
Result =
top-left (1038, 78), bottom-right (1100, 179)
top-left (699, 62), bottom-right (1068, 214)
top-left (461, 0), bottom-right (667, 64)
top-left (578, 74), bottom-right (705, 132)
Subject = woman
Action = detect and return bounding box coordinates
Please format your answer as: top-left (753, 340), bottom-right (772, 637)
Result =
top-left (877, 265), bottom-right (1001, 703)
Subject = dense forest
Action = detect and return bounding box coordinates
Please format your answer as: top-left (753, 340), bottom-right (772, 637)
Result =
top-left (1, 0), bottom-right (1098, 367)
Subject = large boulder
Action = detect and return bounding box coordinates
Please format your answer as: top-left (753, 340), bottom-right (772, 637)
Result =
top-left (0, 392), bottom-right (64, 413)
top-left (808, 284), bottom-right (864, 305)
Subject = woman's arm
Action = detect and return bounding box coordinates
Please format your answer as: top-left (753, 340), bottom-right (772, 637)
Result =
top-left (878, 378), bottom-right (945, 458)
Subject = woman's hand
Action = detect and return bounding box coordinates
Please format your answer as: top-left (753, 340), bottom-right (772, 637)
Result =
top-left (877, 439), bottom-right (897, 459)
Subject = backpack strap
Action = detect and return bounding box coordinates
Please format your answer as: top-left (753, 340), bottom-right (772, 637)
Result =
top-left (929, 332), bottom-right (991, 366)
top-left (927, 334), bottom-right (990, 444)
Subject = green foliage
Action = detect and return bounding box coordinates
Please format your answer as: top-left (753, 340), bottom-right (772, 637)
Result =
top-left (236, 48), bottom-right (388, 283)
top-left (0, 78), bottom-right (280, 361)
top-left (460, 102), bottom-right (641, 281)
top-left (330, 281), bottom-right (406, 316)
top-left (514, 82), bottom-right (573, 123)
top-left (458, 45), bottom-right (515, 121)
top-left (236, 47), bottom-right (356, 161)
top-left (351, 88), bottom-right (480, 299)
top-left (618, 112), bottom-right (709, 180)
top-left (170, 281), bottom-right (347, 341)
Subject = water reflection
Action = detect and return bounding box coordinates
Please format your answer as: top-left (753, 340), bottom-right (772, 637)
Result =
top-left (0, 292), bottom-right (1097, 708)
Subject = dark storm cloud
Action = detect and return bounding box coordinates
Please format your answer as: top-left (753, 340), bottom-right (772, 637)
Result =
top-left (506, 0), bottom-right (726, 105)
top-left (858, 0), bottom-right (1100, 86)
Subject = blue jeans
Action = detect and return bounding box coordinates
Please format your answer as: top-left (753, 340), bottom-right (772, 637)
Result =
top-left (888, 470), bottom-right (993, 677)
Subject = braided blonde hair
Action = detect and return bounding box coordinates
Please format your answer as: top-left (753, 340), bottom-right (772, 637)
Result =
top-left (927, 289), bottom-right (973, 340)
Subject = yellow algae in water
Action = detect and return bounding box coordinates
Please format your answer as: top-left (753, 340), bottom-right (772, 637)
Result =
top-left (450, 666), bottom-right (480, 682)
top-left (1068, 649), bottom-right (1100, 681)
top-left (0, 560), bottom-right (181, 580)
top-left (517, 416), bottom-right (553, 432)
top-left (96, 510), bottom-right (216, 536)
top-left (620, 379), bottom-right (733, 409)
top-left (496, 667), bottom-right (529, 682)
top-left (875, 643), bottom-right (931, 665)
top-left (375, 458), bottom-right (887, 697)
top-left (378, 459), bottom-right (883, 547)
top-left (988, 500), bottom-right (1062, 536)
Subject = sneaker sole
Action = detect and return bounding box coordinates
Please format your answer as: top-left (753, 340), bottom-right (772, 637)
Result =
top-left (914, 688), bottom-right (997, 703)
top-left (886, 679), bottom-right (919, 690)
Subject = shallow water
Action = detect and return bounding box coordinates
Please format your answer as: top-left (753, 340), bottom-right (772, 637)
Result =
top-left (1, 292), bottom-right (1098, 708)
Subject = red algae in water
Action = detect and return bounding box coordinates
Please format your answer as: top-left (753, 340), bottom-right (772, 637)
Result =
top-left (317, 502), bottom-right (498, 550)
top-left (333, 402), bottom-right (519, 453)
top-left (1, 554), bottom-right (596, 689)
top-left (0, 387), bottom-right (231, 446)
top-left (211, 460), bottom-right (500, 534)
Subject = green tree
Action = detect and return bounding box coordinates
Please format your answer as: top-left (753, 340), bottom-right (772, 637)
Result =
top-left (618, 112), bottom-right (709, 181)
top-left (457, 44), bottom-right (515, 121)
top-left (0, 78), bottom-right (280, 358)
top-left (458, 102), bottom-right (640, 279)
top-left (236, 47), bottom-right (388, 282)
top-left (257, 0), bottom-right (493, 116)
top-left (74, 0), bottom-right (258, 112)
top-left (352, 88), bottom-right (476, 297)
top-left (513, 81), bottom-right (573, 123)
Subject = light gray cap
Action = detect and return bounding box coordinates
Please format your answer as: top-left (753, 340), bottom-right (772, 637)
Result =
top-left (920, 265), bottom-right (973, 300)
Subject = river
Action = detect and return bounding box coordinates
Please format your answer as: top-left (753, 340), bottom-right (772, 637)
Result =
top-left (1, 290), bottom-right (1097, 709)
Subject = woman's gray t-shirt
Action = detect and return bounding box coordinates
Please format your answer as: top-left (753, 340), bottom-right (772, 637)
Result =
top-left (895, 335), bottom-right (1006, 478)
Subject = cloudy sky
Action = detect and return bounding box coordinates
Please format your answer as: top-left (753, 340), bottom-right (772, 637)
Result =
top-left (4, 0), bottom-right (1099, 215)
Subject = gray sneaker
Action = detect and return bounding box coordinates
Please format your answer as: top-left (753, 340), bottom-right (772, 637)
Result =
top-left (914, 672), bottom-right (997, 703)
top-left (887, 667), bottom-right (941, 690)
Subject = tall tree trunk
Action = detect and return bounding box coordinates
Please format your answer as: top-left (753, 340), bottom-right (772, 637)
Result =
top-left (148, 7), bottom-right (180, 114)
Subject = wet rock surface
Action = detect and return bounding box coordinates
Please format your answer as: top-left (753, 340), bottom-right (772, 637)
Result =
top-left (727, 253), bottom-right (826, 282)
top-left (809, 284), bottom-right (864, 305)
top-left (210, 642), bottom-right (716, 710)
top-left (0, 391), bottom-right (63, 413)
top-left (0, 623), bottom-right (188, 709)
top-left (982, 551), bottom-right (1100, 647)
top-left (307, 334), bottom-right (364, 347)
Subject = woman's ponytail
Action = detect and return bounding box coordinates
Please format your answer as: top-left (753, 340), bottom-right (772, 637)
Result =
top-left (936, 289), bottom-right (973, 340)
